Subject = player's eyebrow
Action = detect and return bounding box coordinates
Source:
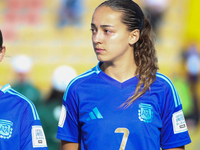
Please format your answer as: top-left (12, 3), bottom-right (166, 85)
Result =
top-left (100, 25), bottom-right (114, 28)
top-left (91, 23), bottom-right (96, 28)
top-left (91, 23), bottom-right (114, 28)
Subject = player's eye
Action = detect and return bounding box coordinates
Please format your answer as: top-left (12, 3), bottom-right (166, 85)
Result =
top-left (90, 28), bottom-right (97, 34)
top-left (105, 30), bottom-right (111, 33)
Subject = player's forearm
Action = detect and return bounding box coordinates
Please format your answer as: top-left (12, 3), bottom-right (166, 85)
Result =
top-left (162, 146), bottom-right (184, 150)
top-left (61, 140), bottom-right (80, 150)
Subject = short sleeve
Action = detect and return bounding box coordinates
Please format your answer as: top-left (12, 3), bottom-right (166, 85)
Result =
top-left (57, 85), bottom-right (80, 143)
top-left (160, 80), bottom-right (191, 149)
top-left (20, 103), bottom-right (48, 150)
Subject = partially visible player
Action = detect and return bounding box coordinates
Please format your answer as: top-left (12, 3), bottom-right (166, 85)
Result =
top-left (38, 65), bottom-right (77, 150)
top-left (57, 0), bottom-right (191, 150)
top-left (0, 29), bottom-right (48, 150)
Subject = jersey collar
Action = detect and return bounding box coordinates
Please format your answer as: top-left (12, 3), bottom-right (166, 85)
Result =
top-left (96, 62), bottom-right (138, 89)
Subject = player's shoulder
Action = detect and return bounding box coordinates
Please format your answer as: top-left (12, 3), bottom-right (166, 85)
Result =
top-left (155, 72), bottom-right (182, 107)
top-left (62, 66), bottom-right (100, 101)
top-left (4, 85), bottom-right (34, 105)
top-left (1, 84), bottom-right (40, 120)
top-left (68, 66), bottom-right (99, 90)
top-left (155, 72), bottom-right (174, 89)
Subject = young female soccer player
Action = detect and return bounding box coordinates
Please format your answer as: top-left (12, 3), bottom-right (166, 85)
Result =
top-left (57, 0), bottom-right (191, 149)
top-left (0, 30), bottom-right (48, 149)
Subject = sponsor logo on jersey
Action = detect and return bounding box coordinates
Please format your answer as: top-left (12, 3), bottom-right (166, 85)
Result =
top-left (138, 103), bottom-right (153, 123)
top-left (32, 126), bottom-right (47, 147)
top-left (172, 110), bottom-right (188, 134)
top-left (87, 107), bottom-right (103, 121)
top-left (0, 119), bottom-right (13, 139)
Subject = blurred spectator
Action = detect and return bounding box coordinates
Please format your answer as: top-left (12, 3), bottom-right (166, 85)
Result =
top-left (5, 0), bottom-right (43, 25)
top-left (183, 43), bottom-right (200, 127)
top-left (11, 55), bottom-right (41, 109)
top-left (57, 0), bottom-right (84, 28)
top-left (38, 65), bottom-right (77, 150)
top-left (141, 0), bottom-right (168, 34)
top-left (185, 43), bottom-right (200, 85)
top-left (172, 73), bottom-right (194, 127)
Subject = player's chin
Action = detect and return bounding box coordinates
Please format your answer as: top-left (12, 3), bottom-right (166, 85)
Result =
top-left (96, 54), bottom-right (107, 62)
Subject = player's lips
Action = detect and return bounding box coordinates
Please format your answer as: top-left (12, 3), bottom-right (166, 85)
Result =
top-left (95, 48), bottom-right (105, 53)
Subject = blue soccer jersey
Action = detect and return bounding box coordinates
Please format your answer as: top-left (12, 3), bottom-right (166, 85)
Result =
top-left (0, 84), bottom-right (48, 150)
top-left (57, 62), bottom-right (191, 150)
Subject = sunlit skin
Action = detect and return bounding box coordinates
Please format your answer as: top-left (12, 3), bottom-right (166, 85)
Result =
top-left (91, 6), bottom-right (139, 83)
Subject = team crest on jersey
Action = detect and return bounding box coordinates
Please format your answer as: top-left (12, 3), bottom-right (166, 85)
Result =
top-left (0, 119), bottom-right (13, 139)
top-left (138, 103), bottom-right (153, 123)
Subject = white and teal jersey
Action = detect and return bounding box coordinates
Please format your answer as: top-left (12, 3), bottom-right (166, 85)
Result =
top-left (0, 84), bottom-right (48, 150)
top-left (57, 62), bottom-right (191, 150)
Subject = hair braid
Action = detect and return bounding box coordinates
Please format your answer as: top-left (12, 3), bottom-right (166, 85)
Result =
top-left (121, 18), bottom-right (158, 108)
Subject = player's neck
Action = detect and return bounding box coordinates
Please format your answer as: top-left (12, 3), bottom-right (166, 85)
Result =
top-left (101, 61), bottom-right (137, 83)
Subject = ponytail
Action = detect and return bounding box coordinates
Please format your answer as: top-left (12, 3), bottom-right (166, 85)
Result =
top-left (121, 18), bottom-right (158, 108)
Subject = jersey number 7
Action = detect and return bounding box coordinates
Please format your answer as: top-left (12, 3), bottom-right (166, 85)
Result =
top-left (115, 128), bottom-right (130, 150)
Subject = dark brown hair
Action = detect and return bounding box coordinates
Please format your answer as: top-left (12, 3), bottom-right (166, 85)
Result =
top-left (0, 30), bottom-right (3, 51)
top-left (98, 0), bottom-right (158, 107)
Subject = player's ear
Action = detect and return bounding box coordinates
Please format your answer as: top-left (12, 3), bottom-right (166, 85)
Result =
top-left (0, 46), bottom-right (6, 62)
top-left (129, 29), bottom-right (140, 45)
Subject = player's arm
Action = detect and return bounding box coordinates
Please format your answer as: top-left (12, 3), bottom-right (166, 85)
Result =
top-left (162, 146), bottom-right (184, 150)
top-left (61, 140), bottom-right (80, 150)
